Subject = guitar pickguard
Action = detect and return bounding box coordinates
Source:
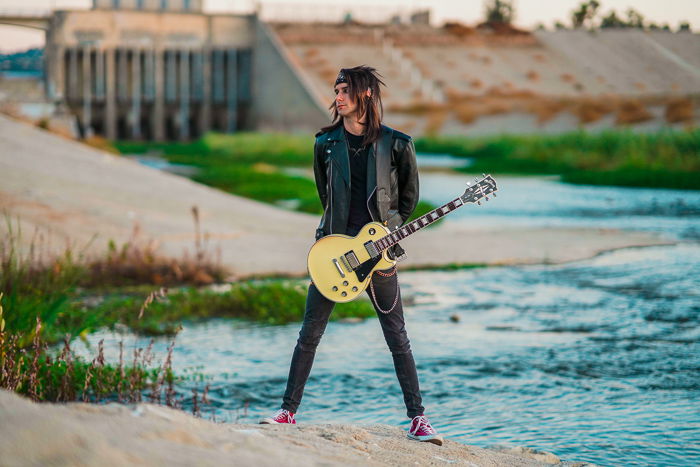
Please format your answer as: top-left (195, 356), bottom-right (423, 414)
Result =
top-left (354, 255), bottom-right (383, 282)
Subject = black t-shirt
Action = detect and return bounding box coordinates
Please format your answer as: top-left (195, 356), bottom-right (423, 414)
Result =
top-left (345, 129), bottom-right (373, 235)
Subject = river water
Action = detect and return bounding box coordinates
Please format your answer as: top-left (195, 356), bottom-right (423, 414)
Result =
top-left (76, 160), bottom-right (700, 466)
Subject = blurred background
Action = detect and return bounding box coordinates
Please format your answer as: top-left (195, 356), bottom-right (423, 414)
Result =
top-left (1, 1), bottom-right (699, 466)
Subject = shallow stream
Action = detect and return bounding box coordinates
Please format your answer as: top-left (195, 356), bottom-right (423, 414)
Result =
top-left (74, 162), bottom-right (700, 466)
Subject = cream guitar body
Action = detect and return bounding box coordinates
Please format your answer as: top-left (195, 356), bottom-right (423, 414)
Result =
top-left (307, 174), bottom-right (498, 303)
top-left (307, 222), bottom-right (396, 303)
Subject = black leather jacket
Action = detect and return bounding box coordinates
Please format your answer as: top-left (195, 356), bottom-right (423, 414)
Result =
top-left (313, 123), bottom-right (419, 250)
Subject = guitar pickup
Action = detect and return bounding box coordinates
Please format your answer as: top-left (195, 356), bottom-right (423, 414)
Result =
top-left (344, 251), bottom-right (360, 269)
top-left (364, 241), bottom-right (379, 258)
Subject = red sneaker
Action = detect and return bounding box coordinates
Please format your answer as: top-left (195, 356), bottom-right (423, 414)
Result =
top-left (259, 408), bottom-right (296, 424)
top-left (407, 415), bottom-right (443, 445)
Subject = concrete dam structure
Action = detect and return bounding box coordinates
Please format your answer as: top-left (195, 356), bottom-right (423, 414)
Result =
top-left (35, 0), bottom-right (327, 140)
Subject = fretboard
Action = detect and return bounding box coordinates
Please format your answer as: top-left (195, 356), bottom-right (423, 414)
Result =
top-left (373, 197), bottom-right (463, 252)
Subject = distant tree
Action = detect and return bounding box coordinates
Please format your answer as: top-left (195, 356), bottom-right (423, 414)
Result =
top-left (600, 10), bottom-right (627, 29)
top-left (678, 21), bottom-right (691, 32)
top-left (554, 20), bottom-right (567, 30)
top-left (626, 8), bottom-right (645, 29)
top-left (535, 22), bottom-right (546, 31)
top-left (571, 0), bottom-right (600, 29)
top-left (662, 24), bottom-right (671, 32)
top-left (484, 0), bottom-right (514, 24)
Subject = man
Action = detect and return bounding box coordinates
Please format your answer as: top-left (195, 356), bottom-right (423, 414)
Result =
top-left (260, 65), bottom-right (442, 445)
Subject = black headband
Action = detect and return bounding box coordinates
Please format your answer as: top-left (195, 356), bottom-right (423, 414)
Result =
top-left (335, 70), bottom-right (347, 86)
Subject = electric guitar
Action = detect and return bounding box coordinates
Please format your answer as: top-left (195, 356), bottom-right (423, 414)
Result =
top-left (307, 174), bottom-right (498, 302)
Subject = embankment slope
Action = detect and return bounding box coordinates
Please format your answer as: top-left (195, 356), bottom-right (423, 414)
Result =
top-left (0, 114), bottom-right (671, 276)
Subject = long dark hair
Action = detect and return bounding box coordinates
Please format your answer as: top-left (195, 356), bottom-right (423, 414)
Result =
top-left (320, 65), bottom-right (385, 146)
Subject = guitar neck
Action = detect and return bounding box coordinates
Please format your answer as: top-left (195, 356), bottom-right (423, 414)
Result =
top-left (374, 197), bottom-right (464, 253)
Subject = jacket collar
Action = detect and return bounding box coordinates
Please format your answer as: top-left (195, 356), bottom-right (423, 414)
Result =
top-left (326, 123), bottom-right (345, 142)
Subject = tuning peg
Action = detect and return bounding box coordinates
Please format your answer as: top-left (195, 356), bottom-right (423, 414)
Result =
top-left (482, 173), bottom-right (486, 178)
top-left (493, 193), bottom-right (497, 197)
top-left (477, 201), bottom-right (481, 205)
top-left (485, 196), bottom-right (489, 201)
top-left (467, 182), bottom-right (471, 186)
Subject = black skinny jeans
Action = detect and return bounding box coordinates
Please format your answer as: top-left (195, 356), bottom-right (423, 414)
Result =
top-left (281, 267), bottom-right (425, 418)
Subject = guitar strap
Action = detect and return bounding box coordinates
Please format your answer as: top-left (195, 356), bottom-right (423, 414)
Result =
top-left (375, 128), bottom-right (407, 262)
top-left (375, 128), bottom-right (392, 224)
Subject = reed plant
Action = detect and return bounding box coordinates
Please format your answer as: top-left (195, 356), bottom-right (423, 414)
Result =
top-left (416, 129), bottom-right (700, 190)
top-left (75, 281), bottom-right (377, 334)
top-left (0, 291), bottom-right (175, 405)
top-left (1, 211), bottom-right (229, 345)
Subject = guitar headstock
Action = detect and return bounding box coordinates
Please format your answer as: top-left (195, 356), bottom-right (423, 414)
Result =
top-left (460, 174), bottom-right (498, 205)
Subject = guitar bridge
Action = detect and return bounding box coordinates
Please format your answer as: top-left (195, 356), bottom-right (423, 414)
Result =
top-left (339, 255), bottom-right (352, 272)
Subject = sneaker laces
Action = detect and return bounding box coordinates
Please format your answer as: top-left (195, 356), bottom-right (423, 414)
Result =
top-left (410, 415), bottom-right (436, 435)
top-left (274, 409), bottom-right (293, 421)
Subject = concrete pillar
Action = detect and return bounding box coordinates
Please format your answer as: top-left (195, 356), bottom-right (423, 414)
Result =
top-left (165, 50), bottom-right (176, 102)
top-left (179, 49), bottom-right (190, 140)
top-left (153, 48), bottom-right (165, 141)
top-left (55, 45), bottom-right (66, 102)
top-left (46, 38), bottom-right (64, 102)
top-left (81, 45), bottom-right (93, 137)
top-left (226, 49), bottom-right (237, 133)
top-left (144, 49), bottom-right (154, 101)
top-left (105, 48), bottom-right (116, 140)
top-left (95, 48), bottom-right (105, 100)
top-left (68, 47), bottom-right (78, 101)
top-left (213, 49), bottom-right (224, 104)
top-left (131, 49), bottom-right (142, 140)
top-left (118, 48), bottom-right (128, 101)
top-left (200, 48), bottom-right (211, 135)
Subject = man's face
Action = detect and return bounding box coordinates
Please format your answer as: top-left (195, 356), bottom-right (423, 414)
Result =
top-left (334, 83), bottom-right (357, 118)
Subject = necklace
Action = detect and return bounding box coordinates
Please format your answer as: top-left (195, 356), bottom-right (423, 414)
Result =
top-left (344, 131), bottom-right (366, 157)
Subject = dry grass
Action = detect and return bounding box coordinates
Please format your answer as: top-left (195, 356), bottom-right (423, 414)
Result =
top-left (525, 98), bottom-right (569, 123)
top-left (532, 53), bottom-right (547, 63)
top-left (84, 215), bottom-right (227, 287)
top-left (387, 100), bottom-right (443, 115)
top-left (424, 110), bottom-right (449, 135)
top-left (319, 66), bottom-right (338, 84)
top-left (391, 88), bottom-right (687, 130)
top-left (83, 136), bottom-right (120, 154)
top-left (575, 98), bottom-right (615, 124)
top-left (616, 99), bottom-right (653, 125)
top-left (469, 79), bottom-right (483, 89)
top-left (453, 102), bottom-right (478, 124)
top-left (560, 73), bottom-right (576, 83)
top-left (665, 97), bottom-right (694, 123)
top-left (304, 48), bottom-right (319, 58)
top-left (526, 70), bottom-right (540, 82)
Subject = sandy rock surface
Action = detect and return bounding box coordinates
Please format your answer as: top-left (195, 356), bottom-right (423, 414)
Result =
top-left (0, 390), bottom-right (593, 467)
top-left (0, 115), bottom-right (672, 277)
